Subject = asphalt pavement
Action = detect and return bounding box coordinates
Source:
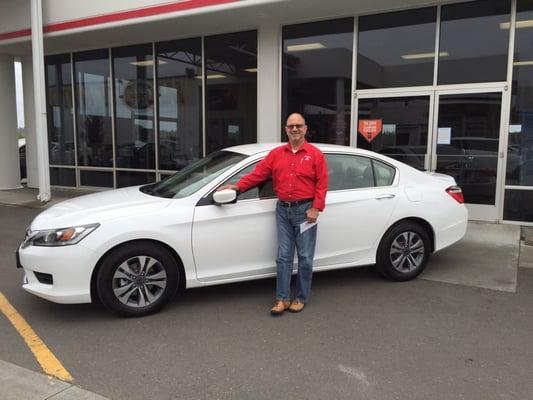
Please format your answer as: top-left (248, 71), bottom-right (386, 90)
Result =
top-left (1, 200), bottom-right (532, 400)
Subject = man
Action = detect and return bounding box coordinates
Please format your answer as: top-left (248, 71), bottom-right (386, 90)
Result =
top-left (218, 113), bottom-right (328, 315)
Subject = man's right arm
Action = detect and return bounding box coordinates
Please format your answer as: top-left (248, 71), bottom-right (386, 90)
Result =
top-left (217, 152), bottom-right (274, 193)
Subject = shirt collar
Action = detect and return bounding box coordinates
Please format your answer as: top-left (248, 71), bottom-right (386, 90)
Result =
top-left (284, 140), bottom-right (309, 153)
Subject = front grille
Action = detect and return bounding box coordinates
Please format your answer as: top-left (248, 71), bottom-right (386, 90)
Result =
top-left (34, 272), bottom-right (53, 285)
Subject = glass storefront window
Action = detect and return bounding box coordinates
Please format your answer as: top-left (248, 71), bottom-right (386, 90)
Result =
top-left (74, 49), bottom-right (113, 167)
top-left (358, 8), bottom-right (436, 89)
top-left (438, 0), bottom-right (511, 85)
top-left (205, 31), bottom-right (257, 154)
top-left (116, 171), bottom-right (156, 188)
top-left (113, 44), bottom-right (156, 170)
top-left (507, 0), bottom-right (533, 187)
top-left (45, 54), bottom-right (75, 166)
top-left (357, 96), bottom-right (430, 170)
top-left (283, 18), bottom-right (353, 145)
top-left (80, 170), bottom-right (113, 187)
top-left (49, 167), bottom-right (76, 187)
top-left (504, 189), bottom-right (533, 222)
top-left (156, 38), bottom-right (202, 171)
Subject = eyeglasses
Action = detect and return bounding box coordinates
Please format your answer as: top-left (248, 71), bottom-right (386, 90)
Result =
top-left (285, 124), bottom-right (306, 130)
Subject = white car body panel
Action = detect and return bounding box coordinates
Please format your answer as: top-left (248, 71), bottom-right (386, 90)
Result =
top-left (315, 186), bottom-right (399, 266)
top-left (18, 143), bottom-right (468, 305)
top-left (31, 186), bottom-right (172, 229)
top-left (20, 243), bottom-right (98, 303)
top-left (193, 197), bottom-right (278, 281)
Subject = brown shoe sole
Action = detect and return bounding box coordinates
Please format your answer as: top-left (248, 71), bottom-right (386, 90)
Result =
top-left (288, 305), bottom-right (305, 313)
top-left (270, 302), bottom-right (290, 316)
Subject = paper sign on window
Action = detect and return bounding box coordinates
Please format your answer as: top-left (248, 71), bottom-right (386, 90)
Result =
top-left (358, 119), bottom-right (383, 142)
top-left (437, 127), bottom-right (452, 145)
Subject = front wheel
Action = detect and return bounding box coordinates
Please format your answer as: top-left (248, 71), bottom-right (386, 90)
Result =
top-left (376, 222), bottom-right (431, 281)
top-left (96, 242), bottom-right (179, 317)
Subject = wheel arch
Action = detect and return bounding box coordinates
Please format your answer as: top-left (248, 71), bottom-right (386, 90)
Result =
top-left (90, 239), bottom-right (186, 303)
top-left (381, 217), bottom-right (435, 253)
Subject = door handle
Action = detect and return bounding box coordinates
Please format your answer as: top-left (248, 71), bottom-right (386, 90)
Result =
top-left (376, 194), bottom-right (395, 200)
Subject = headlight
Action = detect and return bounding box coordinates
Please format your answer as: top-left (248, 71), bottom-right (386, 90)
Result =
top-left (22, 223), bottom-right (100, 248)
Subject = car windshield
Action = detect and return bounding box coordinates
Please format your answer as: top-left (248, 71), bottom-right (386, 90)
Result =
top-left (141, 150), bottom-right (247, 198)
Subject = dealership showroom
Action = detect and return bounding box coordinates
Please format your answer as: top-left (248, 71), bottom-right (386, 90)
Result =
top-left (0, 0), bottom-right (533, 224)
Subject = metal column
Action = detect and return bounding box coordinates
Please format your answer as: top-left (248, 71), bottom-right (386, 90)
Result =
top-left (31, 0), bottom-right (51, 202)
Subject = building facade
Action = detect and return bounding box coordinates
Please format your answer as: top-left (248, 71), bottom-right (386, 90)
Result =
top-left (0, 0), bottom-right (532, 224)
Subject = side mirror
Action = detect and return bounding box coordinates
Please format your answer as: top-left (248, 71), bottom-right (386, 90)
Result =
top-left (213, 189), bottom-right (237, 205)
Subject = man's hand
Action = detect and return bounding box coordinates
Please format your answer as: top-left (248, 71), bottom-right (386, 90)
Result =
top-left (306, 207), bottom-right (319, 223)
top-left (216, 184), bottom-right (239, 192)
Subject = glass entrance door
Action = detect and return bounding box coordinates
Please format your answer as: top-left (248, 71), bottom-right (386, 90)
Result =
top-left (355, 88), bottom-right (507, 221)
top-left (356, 93), bottom-right (433, 171)
top-left (431, 89), bottom-right (506, 221)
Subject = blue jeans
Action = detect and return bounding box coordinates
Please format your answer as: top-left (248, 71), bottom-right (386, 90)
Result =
top-left (275, 200), bottom-right (318, 303)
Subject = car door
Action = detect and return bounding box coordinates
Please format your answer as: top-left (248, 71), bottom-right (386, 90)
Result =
top-left (314, 153), bottom-right (400, 267)
top-left (191, 160), bottom-right (278, 282)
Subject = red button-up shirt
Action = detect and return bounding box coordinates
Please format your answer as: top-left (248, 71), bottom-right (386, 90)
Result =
top-left (236, 142), bottom-right (328, 211)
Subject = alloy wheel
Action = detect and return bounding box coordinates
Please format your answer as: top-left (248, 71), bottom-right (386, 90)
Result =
top-left (112, 256), bottom-right (168, 308)
top-left (389, 231), bottom-right (425, 273)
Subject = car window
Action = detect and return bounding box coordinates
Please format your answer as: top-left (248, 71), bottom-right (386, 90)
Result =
top-left (373, 159), bottom-right (396, 186)
top-left (222, 161), bottom-right (276, 200)
top-left (144, 150), bottom-right (246, 198)
top-left (326, 154), bottom-right (374, 190)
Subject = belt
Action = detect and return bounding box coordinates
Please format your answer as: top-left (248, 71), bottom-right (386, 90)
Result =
top-left (278, 198), bottom-right (313, 208)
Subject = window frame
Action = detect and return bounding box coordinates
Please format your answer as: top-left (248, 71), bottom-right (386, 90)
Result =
top-left (196, 157), bottom-right (276, 206)
top-left (220, 160), bottom-right (276, 201)
top-left (199, 151), bottom-right (400, 203)
top-left (325, 152), bottom-right (399, 192)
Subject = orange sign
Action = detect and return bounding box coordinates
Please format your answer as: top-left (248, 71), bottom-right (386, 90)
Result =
top-left (358, 119), bottom-right (383, 142)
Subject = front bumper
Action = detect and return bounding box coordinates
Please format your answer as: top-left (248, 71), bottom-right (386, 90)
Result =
top-left (18, 243), bottom-right (98, 304)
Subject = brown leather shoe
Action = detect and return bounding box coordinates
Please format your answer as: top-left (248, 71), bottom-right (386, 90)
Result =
top-left (288, 300), bottom-right (305, 313)
top-left (270, 300), bottom-right (291, 315)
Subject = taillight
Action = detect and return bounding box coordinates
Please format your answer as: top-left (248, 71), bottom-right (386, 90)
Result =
top-left (446, 186), bottom-right (464, 204)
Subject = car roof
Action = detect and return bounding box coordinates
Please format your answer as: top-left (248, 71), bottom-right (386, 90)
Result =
top-left (224, 142), bottom-right (382, 158)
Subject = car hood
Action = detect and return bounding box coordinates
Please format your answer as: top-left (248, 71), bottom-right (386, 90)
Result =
top-left (31, 186), bottom-right (172, 230)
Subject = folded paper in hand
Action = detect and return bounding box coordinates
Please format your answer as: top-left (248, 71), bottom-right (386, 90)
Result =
top-left (300, 221), bottom-right (317, 234)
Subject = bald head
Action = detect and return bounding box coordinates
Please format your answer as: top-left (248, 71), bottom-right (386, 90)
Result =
top-left (287, 113), bottom-right (306, 125)
top-left (285, 113), bottom-right (308, 149)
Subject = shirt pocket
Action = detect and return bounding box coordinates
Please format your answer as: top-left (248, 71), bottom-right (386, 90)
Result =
top-left (296, 160), bottom-right (315, 178)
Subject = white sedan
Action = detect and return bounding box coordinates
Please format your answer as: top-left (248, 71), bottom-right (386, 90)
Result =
top-left (17, 144), bottom-right (467, 317)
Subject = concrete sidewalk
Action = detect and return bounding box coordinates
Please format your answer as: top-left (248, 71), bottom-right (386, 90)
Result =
top-left (0, 187), bottom-right (97, 209)
top-left (0, 360), bottom-right (109, 400)
top-left (422, 221), bottom-right (521, 292)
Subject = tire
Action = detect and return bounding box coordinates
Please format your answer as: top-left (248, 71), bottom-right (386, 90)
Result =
top-left (96, 242), bottom-right (179, 317)
top-left (376, 221), bottom-right (431, 282)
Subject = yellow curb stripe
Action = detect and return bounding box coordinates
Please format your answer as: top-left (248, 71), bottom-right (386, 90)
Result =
top-left (0, 291), bottom-right (73, 382)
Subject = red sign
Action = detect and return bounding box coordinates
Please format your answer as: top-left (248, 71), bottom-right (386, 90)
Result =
top-left (358, 119), bottom-right (383, 142)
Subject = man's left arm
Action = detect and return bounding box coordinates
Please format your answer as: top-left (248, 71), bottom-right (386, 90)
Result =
top-left (307, 152), bottom-right (328, 223)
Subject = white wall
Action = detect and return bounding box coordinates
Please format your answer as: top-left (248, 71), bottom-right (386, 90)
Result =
top-left (0, 54), bottom-right (21, 189)
top-left (257, 23), bottom-right (281, 143)
top-left (43, 0), bottom-right (173, 23)
top-left (0, 1), bottom-right (30, 34)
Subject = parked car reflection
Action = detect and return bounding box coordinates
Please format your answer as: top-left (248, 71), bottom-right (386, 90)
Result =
top-left (378, 146), bottom-right (427, 170)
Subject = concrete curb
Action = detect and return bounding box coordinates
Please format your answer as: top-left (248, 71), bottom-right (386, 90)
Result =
top-left (0, 360), bottom-right (110, 400)
top-left (519, 241), bottom-right (533, 269)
